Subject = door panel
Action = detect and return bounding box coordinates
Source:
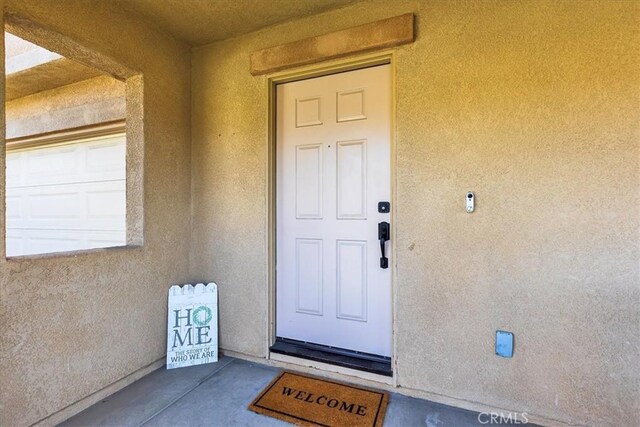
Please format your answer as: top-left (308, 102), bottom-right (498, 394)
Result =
top-left (336, 140), bottom-right (367, 219)
top-left (336, 240), bottom-right (367, 321)
top-left (296, 238), bottom-right (323, 315)
top-left (276, 65), bottom-right (391, 357)
top-left (295, 144), bottom-right (323, 219)
top-left (5, 133), bottom-right (126, 257)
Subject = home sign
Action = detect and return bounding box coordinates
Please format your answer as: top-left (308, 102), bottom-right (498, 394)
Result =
top-left (167, 283), bottom-right (218, 369)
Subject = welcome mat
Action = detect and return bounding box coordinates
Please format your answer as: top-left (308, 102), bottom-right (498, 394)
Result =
top-left (249, 371), bottom-right (388, 427)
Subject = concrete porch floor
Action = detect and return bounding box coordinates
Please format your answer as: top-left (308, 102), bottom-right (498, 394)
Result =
top-left (61, 356), bottom-right (493, 427)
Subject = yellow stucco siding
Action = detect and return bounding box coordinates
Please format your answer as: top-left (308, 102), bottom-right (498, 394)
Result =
top-left (190, 1), bottom-right (639, 425)
top-left (6, 75), bottom-right (125, 139)
top-left (0, 0), bottom-right (637, 426)
top-left (0, 1), bottom-right (192, 425)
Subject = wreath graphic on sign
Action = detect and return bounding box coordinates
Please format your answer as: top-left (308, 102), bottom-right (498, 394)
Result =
top-left (192, 306), bottom-right (212, 327)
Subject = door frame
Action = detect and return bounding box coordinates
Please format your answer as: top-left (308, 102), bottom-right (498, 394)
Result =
top-left (265, 50), bottom-right (398, 383)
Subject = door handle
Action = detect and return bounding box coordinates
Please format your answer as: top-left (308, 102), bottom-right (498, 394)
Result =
top-left (378, 221), bottom-right (390, 269)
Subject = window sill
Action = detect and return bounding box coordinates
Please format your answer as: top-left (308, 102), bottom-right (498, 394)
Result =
top-left (5, 244), bottom-right (143, 262)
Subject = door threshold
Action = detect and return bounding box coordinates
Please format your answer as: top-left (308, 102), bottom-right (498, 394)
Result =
top-left (270, 337), bottom-right (392, 377)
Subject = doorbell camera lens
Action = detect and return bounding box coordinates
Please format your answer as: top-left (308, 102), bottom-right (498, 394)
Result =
top-left (468, 193), bottom-right (473, 198)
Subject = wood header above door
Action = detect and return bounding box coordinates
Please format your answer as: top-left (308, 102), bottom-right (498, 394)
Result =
top-left (250, 14), bottom-right (414, 76)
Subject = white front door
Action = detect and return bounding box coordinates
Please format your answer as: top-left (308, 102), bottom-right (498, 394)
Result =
top-left (276, 65), bottom-right (391, 357)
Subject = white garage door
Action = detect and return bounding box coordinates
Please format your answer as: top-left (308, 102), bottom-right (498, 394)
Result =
top-left (6, 133), bottom-right (126, 257)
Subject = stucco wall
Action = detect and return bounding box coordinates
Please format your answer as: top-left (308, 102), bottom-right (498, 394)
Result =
top-left (191, 0), bottom-right (640, 425)
top-left (0, 1), bottom-right (192, 425)
top-left (6, 75), bottom-right (125, 139)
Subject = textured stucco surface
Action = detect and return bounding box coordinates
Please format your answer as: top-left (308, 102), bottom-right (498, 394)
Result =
top-left (6, 57), bottom-right (105, 101)
top-left (6, 75), bottom-right (125, 139)
top-left (116, 0), bottom-right (361, 46)
top-left (191, 1), bottom-right (640, 426)
top-left (250, 13), bottom-right (414, 75)
top-left (0, 1), bottom-right (192, 426)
